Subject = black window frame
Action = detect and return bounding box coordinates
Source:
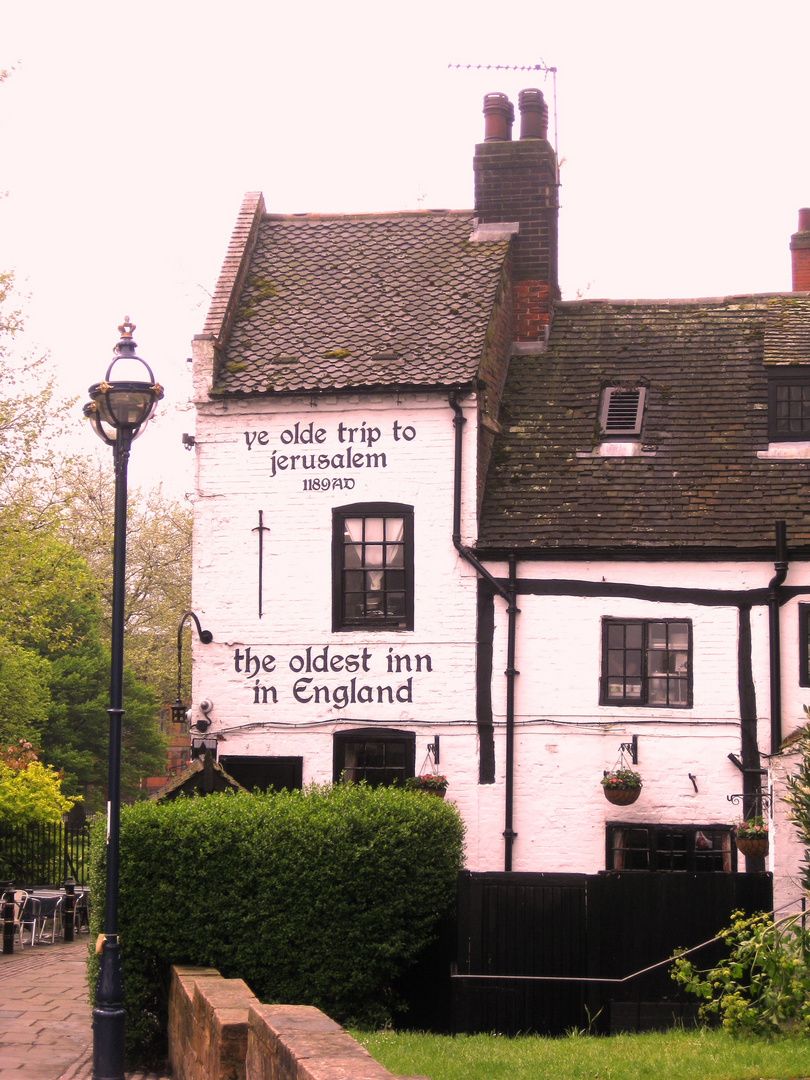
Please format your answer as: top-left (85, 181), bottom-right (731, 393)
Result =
top-left (598, 386), bottom-right (646, 438)
top-left (800, 604), bottom-right (810, 687)
top-left (767, 370), bottom-right (810, 441)
top-left (606, 823), bottom-right (736, 873)
top-left (600, 617), bottom-right (692, 708)
top-left (332, 502), bottom-right (414, 631)
top-left (332, 727), bottom-right (415, 787)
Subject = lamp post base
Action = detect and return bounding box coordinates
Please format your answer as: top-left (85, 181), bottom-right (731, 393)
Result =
top-left (93, 937), bottom-right (126, 1080)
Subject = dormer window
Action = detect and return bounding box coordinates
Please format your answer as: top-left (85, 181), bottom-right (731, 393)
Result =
top-left (599, 386), bottom-right (646, 438)
top-left (768, 371), bottom-right (810, 441)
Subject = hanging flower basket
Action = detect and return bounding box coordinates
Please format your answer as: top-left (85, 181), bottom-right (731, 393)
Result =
top-left (405, 774), bottom-right (448, 797)
top-left (601, 769), bottom-right (642, 806)
top-left (733, 818), bottom-right (769, 857)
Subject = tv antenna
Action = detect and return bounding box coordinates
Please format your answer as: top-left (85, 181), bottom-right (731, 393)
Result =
top-left (448, 61), bottom-right (558, 160)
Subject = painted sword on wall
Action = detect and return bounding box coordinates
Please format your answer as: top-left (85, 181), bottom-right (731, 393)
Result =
top-left (253, 510), bottom-right (270, 618)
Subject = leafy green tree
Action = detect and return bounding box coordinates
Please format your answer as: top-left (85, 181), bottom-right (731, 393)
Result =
top-left (0, 758), bottom-right (76, 826)
top-left (0, 272), bottom-right (76, 507)
top-left (0, 636), bottom-right (50, 747)
top-left (46, 642), bottom-right (166, 810)
top-left (54, 457), bottom-right (192, 704)
top-left (0, 275), bottom-right (170, 807)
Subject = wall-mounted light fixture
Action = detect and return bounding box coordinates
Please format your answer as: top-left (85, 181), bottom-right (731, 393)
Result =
top-left (171, 610), bottom-right (213, 729)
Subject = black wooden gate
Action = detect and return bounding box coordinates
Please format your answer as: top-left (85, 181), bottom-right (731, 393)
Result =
top-left (454, 870), bottom-right (773, 1035)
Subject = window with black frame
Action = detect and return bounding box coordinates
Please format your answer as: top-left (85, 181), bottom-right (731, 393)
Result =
top-left (332, 503), bottom-right (414, 631)
top-left (768, 371), bottom-right (810, 441)
top-left (601, 618), bottom-right (691, 707)
top-left (333, 728), bottom-right (415, 787)
top-left (607, 824), bottom-right (735, 872)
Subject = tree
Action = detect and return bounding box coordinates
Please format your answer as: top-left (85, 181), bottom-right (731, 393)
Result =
top-left (0, 275), bottom-right (173, 805)
top-left (0, 272), bottom-right (76, 508)
top-left (54, 457), bottom-right (193, 705)
top-left (0, 754), bottom-right (77, 826)
top-left (0, 636), bottom-right (50, 747)
top-left (46, 642), bottom-right (167, 810)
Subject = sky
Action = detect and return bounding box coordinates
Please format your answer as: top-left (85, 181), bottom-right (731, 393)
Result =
top-left (1, 0), bottom-right (809, 495)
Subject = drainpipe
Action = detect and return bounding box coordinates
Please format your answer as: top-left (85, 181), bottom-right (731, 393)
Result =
top-left (503, 555), bottom-right (519, 870)
top-left (449, 392), bottom-right (518, 870)
top-left (449, 392), bottom-right (510, 601)
top-left (769, 520), bottom-right (788, 754)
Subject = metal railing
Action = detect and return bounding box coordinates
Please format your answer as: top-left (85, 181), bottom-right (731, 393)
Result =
top-left (0, 823), bottom-right (91, 888)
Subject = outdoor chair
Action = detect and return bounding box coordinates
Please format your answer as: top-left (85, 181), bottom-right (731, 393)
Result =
top-left (37, 895), bottom-right (62, 943)
top-left (16, 893), bottom-right (40, 947)
top-left (72, 890), bottom-right (89, 933)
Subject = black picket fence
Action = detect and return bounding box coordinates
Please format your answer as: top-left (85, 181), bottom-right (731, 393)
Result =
top-left (0, 822), bottom-right (91, 888)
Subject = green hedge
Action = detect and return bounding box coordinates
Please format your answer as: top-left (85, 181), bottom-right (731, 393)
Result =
top-left (88, 784), bottom-right (465, 1061)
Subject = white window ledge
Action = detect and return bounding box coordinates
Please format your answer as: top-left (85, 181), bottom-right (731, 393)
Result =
top-left (757, 442), bottom-right (810, 459)
top-left (577, 442), bottom-right (656, 458)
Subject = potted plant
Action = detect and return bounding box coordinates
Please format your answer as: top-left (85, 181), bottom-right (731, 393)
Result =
top-left (405, 774), bottom-right (449, 798)
top-left (601, 768), bottom-right (643, 806)
top-left (733, 816), bottom-right (769, 858)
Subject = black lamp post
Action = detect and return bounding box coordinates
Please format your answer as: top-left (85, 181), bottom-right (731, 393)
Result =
top-left (84, 318), bottom-right (163, 1080)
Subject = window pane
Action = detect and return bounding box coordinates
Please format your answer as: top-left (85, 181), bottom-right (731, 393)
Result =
top-left (648, 623), bottom-right (667, 649)
top-left (626, 624), bottom-right (642, 648)
top-left (385, 518), bottom-right (404, 543)
top-left (387, 592), bottom-right (406, 617)
top-left (386, 543), bottom-right (405, 568)
top-left (625, 650), bottom-right (642, 677)
top-left (647, 652), bottom-right (666, 676)
top-left (608, 624), bottom-right (625, 649)
top-left (364, 741), bottom-right (385, 768)
top-left (607, 651), bottom-right (626, 676)
top-left (625, 680), bottom-right (642, 698)
top-left (647, 677), bottom-right (667, 704)
top-left (364, 518), bottom-right (385, 543)
top-left (668, 678), bottom-right (688, 705)
top-left (669, 623), bottom-right (689, 650)
top-left (365, 543), bottom-right (384, 567)
top-left (385, 569), bottom-right (406, 591)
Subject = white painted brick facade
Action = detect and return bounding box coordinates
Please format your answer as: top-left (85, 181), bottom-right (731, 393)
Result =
top-left (191, 364), bottom-right (808, 907)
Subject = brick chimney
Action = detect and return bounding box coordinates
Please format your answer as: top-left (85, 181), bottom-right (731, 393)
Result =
top-left (474, 89), bottom-right (560, 341)
top-left (791, 208), bottom-right (810, 292)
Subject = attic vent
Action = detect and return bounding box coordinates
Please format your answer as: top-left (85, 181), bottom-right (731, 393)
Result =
top-left (599, 387), bottom-right (646, 436)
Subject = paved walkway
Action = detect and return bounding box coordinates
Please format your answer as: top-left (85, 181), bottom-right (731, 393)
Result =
top-left (0, 937), bottom-right (169, 1080)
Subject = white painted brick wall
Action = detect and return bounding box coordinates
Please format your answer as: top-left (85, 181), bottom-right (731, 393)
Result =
top-left (191, 375), bottom-right (810, 881)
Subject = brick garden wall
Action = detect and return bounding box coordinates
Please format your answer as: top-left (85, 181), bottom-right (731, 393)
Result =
top-left (168, 965), bottom-right (426, 1080)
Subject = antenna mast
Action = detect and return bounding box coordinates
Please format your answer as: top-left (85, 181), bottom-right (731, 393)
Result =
top-left (448, 61), bottom-right (558, 160)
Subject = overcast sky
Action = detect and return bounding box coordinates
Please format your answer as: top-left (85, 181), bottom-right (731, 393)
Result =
top-left (2, 0), bottom-right (809, 493)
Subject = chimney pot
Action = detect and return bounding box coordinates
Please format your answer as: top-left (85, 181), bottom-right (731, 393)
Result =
top-left (518, 88), bottom-right (548, 140)
top-left (791, 208), bottom-right (810, 291)
top-left (482, 92), bottom-right (514, 141)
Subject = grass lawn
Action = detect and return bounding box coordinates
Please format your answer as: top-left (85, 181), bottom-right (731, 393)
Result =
top-left (351, 1027), bottom-right (810, 1080)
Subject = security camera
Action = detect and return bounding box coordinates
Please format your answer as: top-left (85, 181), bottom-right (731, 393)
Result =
top-left (200, 700), bottom-right (214, 716)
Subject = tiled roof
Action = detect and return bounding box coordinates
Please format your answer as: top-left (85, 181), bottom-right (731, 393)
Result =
top-left (764, 295), bottom-right (810, 364)
top-left (210, 210), bottom-right (510, 394)
top-left (478, 295), bottom-right (810, 554)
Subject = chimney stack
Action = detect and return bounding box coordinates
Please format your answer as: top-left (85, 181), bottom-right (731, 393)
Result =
top-left (474, 89), bottom-right (559, 341)
top-left (791, 208), bottom-right (810, 292)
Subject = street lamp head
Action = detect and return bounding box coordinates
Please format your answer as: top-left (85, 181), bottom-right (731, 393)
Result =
top-left (83, 317), bottom-right (164, 446)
